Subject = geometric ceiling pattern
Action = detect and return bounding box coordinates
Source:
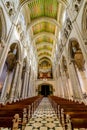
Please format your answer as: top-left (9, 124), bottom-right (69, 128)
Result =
top-left (28, 0), bottom-right (58, 64)
top-left (20, 0), bottom-right (67, 68)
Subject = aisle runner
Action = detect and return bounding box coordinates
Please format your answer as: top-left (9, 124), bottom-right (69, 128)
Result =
top-left (25, 98), bottom-right (63, 130)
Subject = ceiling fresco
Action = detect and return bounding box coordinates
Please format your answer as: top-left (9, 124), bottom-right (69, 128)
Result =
top-left (37, 45), bottom-right (52, 51)
top-left (28, 0), bottom-right (58, 20)
top-left (32, 22), bottom-right (56, 35)
top-left (20, 0), bottom-right (67, 71)
top-left (36, 36), bottom-right (54, 44)
top-left (38, 52), bottom-right (51, 57)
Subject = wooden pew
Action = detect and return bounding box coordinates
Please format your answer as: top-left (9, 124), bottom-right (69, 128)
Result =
top-left (0, 96), bottom-right (43, 128)
top-left (49, 96), bottom-right (87, 129)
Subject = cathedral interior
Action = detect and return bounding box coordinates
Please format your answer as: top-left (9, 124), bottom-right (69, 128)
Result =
top-left (0, 0), bottom-right (87, 130)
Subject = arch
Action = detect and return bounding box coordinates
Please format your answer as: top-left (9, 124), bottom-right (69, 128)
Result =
top-left (38, 55), bottom-right (52, 61)
top-left (37, 50), bottom-right (52, 55)
top-left (0, 7), bottom-right (7, 41)
top-left (10, 40), bottom-right (22, 62)
top-left (39, 57), bottom-right (51, 64)
top-left (36, 42), bottom-right (53, 48)
top-left (38, 83), bottom-right (53, 96)
top-left (32, 32), bottom-right (56, 43)
top-left (28, 16), bottom-right (60, 29)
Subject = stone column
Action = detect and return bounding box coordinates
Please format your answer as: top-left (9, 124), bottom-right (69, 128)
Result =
top-left (68, 62), bottom-right (83, 100)
top-left (24, 70), bottom-right (29, 98)
top-left (0, 43), bottom-right (10, 77)
top-left (22, 70), bottom-right (27, 99)
top-left (14, 61), bottom-right (23, 100)
top-left (56, 79), bottom-right (59, 96)
top-left (0, 71), bottom-right (9, 101)
top-left (0, 43), bottom-right (5, 59)
top-left (56, 66), bottom-right (63, 97)
top-left (27, 68), bottom-right (31, 97)
top-left (28, 69), bottom-right (33, 97)
top-left (10, 61), bottom-right (20, 102)
top-left (1, 71), bottom-right (14, 102)
top-left (56, 78), bottom-right (61, 97)
top-left (61, 73), bottom-right (69, 99)
top-left (58, 76), bottom-right (65, 98)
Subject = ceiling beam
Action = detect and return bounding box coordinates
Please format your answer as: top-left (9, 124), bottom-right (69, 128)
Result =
top-left (38, 55), bottom-right (52, 61)
top-left (36, 42), bottom-right (53, 48)
top-left (37, 50), bottom-right (52, 55)
top-left (32, 32), bottom-right (57, 43)
top-left (28, 16), bottom-right (61, 29)
top-left (39, 58), bottom-right (51, 64)
top-left (37, 48), bottom-right (52, 52)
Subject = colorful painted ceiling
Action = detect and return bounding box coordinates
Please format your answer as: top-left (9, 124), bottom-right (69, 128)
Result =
top-left (32, 22), bottom-right (56, 35)
top-left (28, 0), bottom-right (58, 20)
top-left (36, 36), bottom-right (54, 44)
top-left (20, 0), bottom-right (67, 70)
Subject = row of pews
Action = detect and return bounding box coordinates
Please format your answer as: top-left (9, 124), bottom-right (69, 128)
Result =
top-left (49, 96), bottom-right (87, 130)
top-left (0, 96), bottom-right (43, 129)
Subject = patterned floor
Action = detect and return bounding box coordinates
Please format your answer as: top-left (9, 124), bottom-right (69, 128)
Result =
top-left (25, 98), bottom-right (63, 130)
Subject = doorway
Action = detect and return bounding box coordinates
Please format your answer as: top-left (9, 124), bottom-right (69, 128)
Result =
top-left (38, 84), bottom-right (53, 97)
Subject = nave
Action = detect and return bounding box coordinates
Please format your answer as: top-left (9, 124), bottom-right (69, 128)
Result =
top-left (1, 0), bottom-right (87, 130)
top-left (25, 98), bottom-right (63, 130)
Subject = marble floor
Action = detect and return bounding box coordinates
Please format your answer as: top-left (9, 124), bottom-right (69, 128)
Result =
top-left (25, 97), bottom-right (63, 130)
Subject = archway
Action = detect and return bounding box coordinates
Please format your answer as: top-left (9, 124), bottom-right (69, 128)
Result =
top-left (38, 84), bottom-right (53, 97)
top-left (61, 56), bottom-right (73, 99)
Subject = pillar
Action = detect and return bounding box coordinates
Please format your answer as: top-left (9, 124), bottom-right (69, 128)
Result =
top-left (14, 61), bottom-right (23, 99)
top-left (0, 43), bottom-right (10, 77)
top-left (24, 70), bottom-right (29, 98)
top-left (0, 71), bottom-right (9, 101)
top-left (10, 61), bottom-right (20, 102)
top-left (22, 70), bottom-right (28, 99)
top-left (61, 72), bottom-right (69, 99)
top-left (0, 43), bottom-right (5, 59)
top-left (58, 77), bottom-right (65, 98)
top-left (68, 61), bottom-right (83, 100)
top-left (1, 71), bottom-right (14, 101)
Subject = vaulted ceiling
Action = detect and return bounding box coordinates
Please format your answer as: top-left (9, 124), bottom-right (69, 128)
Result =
top-left (20, 0), bottom-right (67, 68)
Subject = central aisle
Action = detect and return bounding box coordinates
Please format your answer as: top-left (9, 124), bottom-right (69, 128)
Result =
top-left (25, 98), bottom-right (63, 130)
